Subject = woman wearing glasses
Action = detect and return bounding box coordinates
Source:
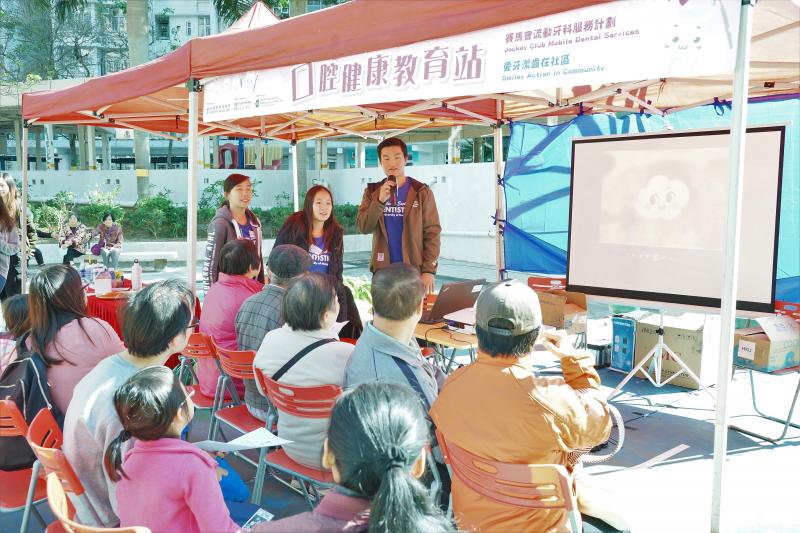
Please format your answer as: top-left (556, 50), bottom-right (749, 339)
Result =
top-left (26, 264), bottom-right (124, 414)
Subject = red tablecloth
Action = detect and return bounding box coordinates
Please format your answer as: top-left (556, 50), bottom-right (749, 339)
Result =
top-left (86, 284), bottom-right (201, 368)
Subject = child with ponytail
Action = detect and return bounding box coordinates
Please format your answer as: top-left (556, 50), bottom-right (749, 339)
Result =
top-left (253, 382), bottom-right (454, 533)
top-left (105, 366), bottom-right (245, 533)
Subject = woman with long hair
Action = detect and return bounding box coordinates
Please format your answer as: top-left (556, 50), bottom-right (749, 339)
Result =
top-left (203, 173), bottom-right (264, 289)
top-left (27, 264), bottom-right (124, 412)
top-left (0, 177), bottom-right (19, 296)
top-left (275, 185), bottom-right (361, 335)
top-left (253, 382), bottom-right (454, 533)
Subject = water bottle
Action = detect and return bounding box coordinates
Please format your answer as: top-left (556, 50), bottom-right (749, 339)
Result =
top-left (79, 262), bottom-right (87, 285)
top-left (130, 259), bottom-right (142, 291)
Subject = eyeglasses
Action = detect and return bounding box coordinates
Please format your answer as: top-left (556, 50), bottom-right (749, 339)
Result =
top-left (186, 320), bottom-right (200, 331)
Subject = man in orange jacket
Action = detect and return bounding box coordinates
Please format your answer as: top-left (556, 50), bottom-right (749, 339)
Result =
top-left (431, 280), bottom-right (612, 532)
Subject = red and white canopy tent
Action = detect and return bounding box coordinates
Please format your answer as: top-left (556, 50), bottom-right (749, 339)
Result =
top-left (20, 1), bottom-right (800, 530)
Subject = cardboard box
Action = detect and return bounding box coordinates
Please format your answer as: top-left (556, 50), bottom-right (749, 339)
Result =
top-left (587, 318), bottom-right (613, 368)
top-left (610, 310), bottom-right (650, 373)
top-left (733, 316), bottom-right (800, 373)
top-left (633, 313), bottom-right (720, 390)
top-left (535, 290), bottom-right (587, 334)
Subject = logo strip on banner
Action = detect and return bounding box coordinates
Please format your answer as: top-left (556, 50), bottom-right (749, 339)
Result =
top-left (204, 0), bottom-right (740, 122)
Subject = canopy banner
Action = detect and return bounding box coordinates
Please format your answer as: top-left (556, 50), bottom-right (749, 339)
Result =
top-left (204, 0), bottom-right (740, 122)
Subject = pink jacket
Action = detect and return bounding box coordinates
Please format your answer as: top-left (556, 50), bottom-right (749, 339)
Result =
top-left (198, 273), bottom-right (263, 397)
top-left (28, 318), bottom-right (125, 413)
top-left (116, 438), bottom-right (240, 533)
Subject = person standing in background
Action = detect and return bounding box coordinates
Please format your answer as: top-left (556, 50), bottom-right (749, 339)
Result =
top-left (356, 137), bottom-right (441, 294)
top-left (0, 173), bottom-right (21, 297)
top-left (0, 193), bottom-right (19, 297)
top-left (203, 173), bottom-right (265, 290)
top-left (274, 185), bottom-right (362, 337)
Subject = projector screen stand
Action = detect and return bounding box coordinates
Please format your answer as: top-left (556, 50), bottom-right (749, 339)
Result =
top-left (607, 311), bottom-right (716, 401)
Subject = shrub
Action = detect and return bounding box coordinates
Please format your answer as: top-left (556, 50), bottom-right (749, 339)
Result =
top-left (78, 185), bottom-right (125, 229)
top-left (131, 188), bottom-right (184, 238)
top-left (32, 191), bottom-right (75, 232)
top-left (343, 275), bottom-right (372, 306)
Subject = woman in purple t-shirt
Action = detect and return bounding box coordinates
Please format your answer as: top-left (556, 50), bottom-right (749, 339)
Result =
top-left (274, 185), bottom-right (361, 337)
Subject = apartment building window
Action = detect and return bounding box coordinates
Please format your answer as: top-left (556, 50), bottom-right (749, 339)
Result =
top-left (186, 21), bottom-right (192, 36)
top-left (199, 16), bottom-right (211, 36)
top-left (156, 15), bottom-right (170, 40)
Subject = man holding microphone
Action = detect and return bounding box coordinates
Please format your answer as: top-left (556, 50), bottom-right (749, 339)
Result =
top-left (356, 137), bottom-right (441, 293)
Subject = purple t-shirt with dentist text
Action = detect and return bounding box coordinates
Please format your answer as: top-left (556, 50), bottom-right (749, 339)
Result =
top-left (384, 179), bottom-right (409, 264)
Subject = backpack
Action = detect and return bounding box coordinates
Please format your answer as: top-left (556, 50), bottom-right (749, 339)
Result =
top-left (0, 333), bottom-right (64, 471)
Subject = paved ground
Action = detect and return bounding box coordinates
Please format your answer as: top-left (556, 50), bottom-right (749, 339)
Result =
top-left (4, 257), bottom-right (799, 532)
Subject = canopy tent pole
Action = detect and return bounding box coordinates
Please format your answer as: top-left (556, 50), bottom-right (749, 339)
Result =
top-left (291, 141), bottom-right (300, 212)
top-left (187, 80), bottom-right (200, 294)
top-left (493, 99), bottom-right (506, 281)
top-left (20, 125), bottom-right (29, 294)
top-left (711, 1), bottom-right (756, 531)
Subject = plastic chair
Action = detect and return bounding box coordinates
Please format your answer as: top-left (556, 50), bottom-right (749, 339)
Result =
top-left (176, 333), bottom-right (231, 439)
top-left (26, 408), bottom-right (104, 527)
top-left (209, 339), bottom-right (270, 504)
top-left (435, 428), bottom-right (582, 533)
top-left (46, 473), bottom-right (150, 533)
top-left (0, 399), bottom-right (49, 533)
top-left (257, 368), bottom-right (340, 509)
top-left (210, 340), bottom-right (262, 439)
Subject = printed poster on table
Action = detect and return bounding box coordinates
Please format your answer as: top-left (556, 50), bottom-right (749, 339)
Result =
top-left (204, 0), bottom-right (741, 122)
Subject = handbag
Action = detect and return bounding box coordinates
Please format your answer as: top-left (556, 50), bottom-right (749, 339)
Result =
top-left (91, 233), bottom-right (104, 256)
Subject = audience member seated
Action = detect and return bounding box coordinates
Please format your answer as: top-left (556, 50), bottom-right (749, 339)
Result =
top-left (0, 293), bottom-right (28, 374)
top-left (106, 367), bottom-right (243, 533)
top-left (63, 279), bottom-right (195, 527)
top-left (253, 382), bottom-right (454, 533)
top-left (345, 263), bottom-right (442, 408)
top-left (57, 212), bottom-right (90, 265)
top-left (236, 244), bottom-right (311, 420)
top-left (430, 280), bottom-right (612, 533)
top-left (197, 239), bottom-right (263, 400)
top-left (92, 213), bottom-right (123, 270)
top-left (27, 265), bottom-right (125, 413)
top-left (253, 273), bottom-right (353, 469)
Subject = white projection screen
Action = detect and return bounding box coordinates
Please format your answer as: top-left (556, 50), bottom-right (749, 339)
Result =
top-left (567, 126), bottom-right (785, 313)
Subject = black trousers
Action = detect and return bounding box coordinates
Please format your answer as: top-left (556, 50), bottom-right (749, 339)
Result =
top-left (0, 254), bottom-right (20, 299)
top-left (62, 247), bottom-right (84, 265)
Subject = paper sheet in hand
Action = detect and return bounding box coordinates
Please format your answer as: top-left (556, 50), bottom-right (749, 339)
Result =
top-left (194, 427), bottom-right (292, 453)
top-left (243, 508), bottom-right (274, 528)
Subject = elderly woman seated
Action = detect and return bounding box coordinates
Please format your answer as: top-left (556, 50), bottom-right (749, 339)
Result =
top-left (253, 273), bottom-right (354, 470)
top-left (197, 239), bottom-right (263, 400)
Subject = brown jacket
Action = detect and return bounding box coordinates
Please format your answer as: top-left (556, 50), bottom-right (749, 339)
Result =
top-left (356, 177), bottom-right (441, 274)
top-left (430, 350), bottom-right (611, 532)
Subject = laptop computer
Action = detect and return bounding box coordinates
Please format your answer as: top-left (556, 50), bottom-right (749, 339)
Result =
top-left (419, 279), bottom-right (486, 324)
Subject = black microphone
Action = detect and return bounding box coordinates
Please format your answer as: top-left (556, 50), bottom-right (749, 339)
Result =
top-left (387, 175), bottom-right (396, 205)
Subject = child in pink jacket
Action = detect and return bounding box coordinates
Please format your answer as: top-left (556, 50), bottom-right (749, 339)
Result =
top-left (105, 366), bottom-right (242, 533)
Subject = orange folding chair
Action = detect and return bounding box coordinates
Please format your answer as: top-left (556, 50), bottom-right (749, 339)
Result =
top-left (27, 408), bottom-right (104, 528)
top-left (209, 339), bottom-right (274, 504)
top-left (210, 340), bottom-right (263, 440)
top-left (0, 400), bottom-right (49, 533)
top-left (435, 428), bottom-right (581, 533)
top-left (257, 369), bottom-right (340, 509)
top-left (45, 473), bottom-right (150, 533)
top-left (176, 332), bottom-right (232, 439)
